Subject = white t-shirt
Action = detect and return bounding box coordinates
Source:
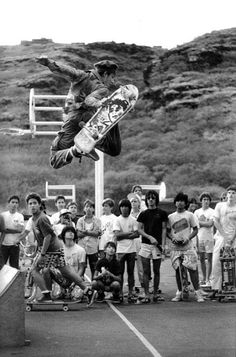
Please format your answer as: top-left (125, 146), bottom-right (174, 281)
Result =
top-left (63, 243), bottom-right (86, 273)
top-left (2, 211), bottom-right (24, 246)
top-left (99, 213), bottom-right (117, 250)
top-left (214, 202), bottom-right (236, 243)
top-left (50, 212), bottom-right (60, 225)
top-left (194, 207), bottom-right (214, 241)
top-left (53, 222), bottom-right (75, 237)
top-left (113, 215), bottom-right (138, 254)
top-left (168, 210), bottom-right (198, 251)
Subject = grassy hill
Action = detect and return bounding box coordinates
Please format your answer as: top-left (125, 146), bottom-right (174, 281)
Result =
top-left (0, 29), bottom-right (236, 212)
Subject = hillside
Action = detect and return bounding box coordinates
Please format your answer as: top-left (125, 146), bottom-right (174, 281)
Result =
top-left (0, 29), bottom-right (236, 211)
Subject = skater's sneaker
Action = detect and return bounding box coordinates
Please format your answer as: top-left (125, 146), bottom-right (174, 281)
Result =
top-left (36, 292), bottom-right (52, 303)
top-left (83, 149), bottom-right (99, 161)
top-left (171, 291), bottom-right (182, 302)
top-left (195, 290), bottom-right (205, 303)
top-left (85, 288), bottom-right (97, 307)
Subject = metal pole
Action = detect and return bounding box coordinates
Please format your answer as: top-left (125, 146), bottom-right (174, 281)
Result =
top-left (95, 151), bottom-right (104, 218)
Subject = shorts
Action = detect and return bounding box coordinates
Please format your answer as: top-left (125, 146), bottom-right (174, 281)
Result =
top-left (36, 248), bottom-right (66, 269)
top-left (198, 239), bottom-right (214, 254)
top-left (139, 243), bottom-right (162, 260)
top-left (170, 249), bottom-right (198, 271)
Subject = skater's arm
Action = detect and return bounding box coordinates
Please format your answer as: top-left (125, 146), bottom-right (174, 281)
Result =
top-left (36, 56), bottom-right (87, 82)
top-left (84, 87), bottom-right (108, 108)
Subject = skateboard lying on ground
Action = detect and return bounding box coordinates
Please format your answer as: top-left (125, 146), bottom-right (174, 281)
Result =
top-left (74, 84), bottom-right (138, 154)
top-left (25, 300), bottom-right (81, 312)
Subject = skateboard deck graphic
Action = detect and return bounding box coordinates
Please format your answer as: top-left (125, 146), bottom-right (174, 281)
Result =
top-left (74, 84), bottom-right (138, 153)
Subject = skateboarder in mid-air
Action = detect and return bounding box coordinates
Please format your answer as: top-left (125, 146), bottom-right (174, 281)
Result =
top-left (36, 56), bottom-right (121, 169)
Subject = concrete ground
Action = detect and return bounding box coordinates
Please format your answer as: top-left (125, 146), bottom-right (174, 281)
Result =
top-left (1, 258), bottom-right (236, 357)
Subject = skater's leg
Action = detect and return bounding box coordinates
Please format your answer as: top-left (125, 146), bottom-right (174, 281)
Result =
top-left (59, 265), bottom-right (87, 291)
top-left (96, 124), bottom-right (121, 156)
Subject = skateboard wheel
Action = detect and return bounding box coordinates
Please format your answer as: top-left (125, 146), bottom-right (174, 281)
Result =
top-left (63, 305), bottom-right (69, 312)
top-left (26, 305), bottom-right (32, 312)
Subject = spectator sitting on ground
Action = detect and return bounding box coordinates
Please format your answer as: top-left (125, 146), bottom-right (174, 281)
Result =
top-left (92, 241), bottom-right (121, 302)
top-left (99, 198), bottom-right (117, 259)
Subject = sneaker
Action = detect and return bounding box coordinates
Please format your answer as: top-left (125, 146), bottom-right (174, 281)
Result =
top-left (127, 294), bottom-right (137, 303)
top-left (83, 149), bottom-right (99, 161)
top-left (195, 290), bottom-right (205, 303)
top-left (85, 288), bottom-right (97, 307)
top-left (36, 292), bottom-right (52, 303)
top-left (153, 295), bottom-right (165, 302)
top-left (171, 291), bottom-right (182, 302)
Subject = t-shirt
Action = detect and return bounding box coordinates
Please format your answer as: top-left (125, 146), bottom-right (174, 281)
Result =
top-left (76, 216), bottom-right (101, 255)
top-left (214, 202), bottom-right (236, 243)
top-left (2, 211), bottom-right (24, 246)
top-left (95, 256), bottom-right (121, 285)
top-left (137, 208), bottom-right (168, 245)
top-left (113, 215), bottom-right (138, 253)
top-left (99, 214), bottom-right (117, 250)
top-left (32, 211), bottom-right (61, 251)
top-left (63, 243), bottom-right (86, 273)
top-left (194, 207), bottom-right (214, 241)
top-left (50, 212), bottom-right (60, 225)
top-left (168, 210), bottom-right (198, 251)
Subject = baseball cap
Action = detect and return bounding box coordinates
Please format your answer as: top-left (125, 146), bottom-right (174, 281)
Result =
top-left (127, 193), bottom-right (142, 204)
top-left (59, 209), bottom-right (71, 217)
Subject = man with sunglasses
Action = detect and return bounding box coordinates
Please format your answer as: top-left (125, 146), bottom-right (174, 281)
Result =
top-left (137, 190), bottom-right (168, 303)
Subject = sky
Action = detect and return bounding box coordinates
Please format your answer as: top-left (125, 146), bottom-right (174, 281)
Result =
top-left (1, 0), bottom-right (235, 49)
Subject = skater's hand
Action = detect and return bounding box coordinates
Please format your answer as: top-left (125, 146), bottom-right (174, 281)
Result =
top-left (35, 55), bottom-right (49, 66)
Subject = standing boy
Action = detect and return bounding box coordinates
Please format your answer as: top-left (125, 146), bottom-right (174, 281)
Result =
top-left (113, 199), bottom-right (139, 302)
top-left (137, 190), bottom-right (167, 303)
top-left (1, 195), bottom-right (24, 269)
top-left (168, 192), bottom-right (204, 303)
top-left (209, 185), bottom-right (236, 299)
top-left (77, 200), bottom-right (101, 279)
top-left (99, 198), bottom-right (117, 258)
top-left (194, 192), bottom-right (214, 286)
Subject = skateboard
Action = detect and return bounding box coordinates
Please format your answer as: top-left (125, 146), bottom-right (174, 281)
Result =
top-left (25, 299), bottom-right (82, 312)
top-left (74, 84), bottom-right (138, 154)
top-left (178, 256), bottom-right (190, 300)
top-left (216, 247), bottom-right (236, 302)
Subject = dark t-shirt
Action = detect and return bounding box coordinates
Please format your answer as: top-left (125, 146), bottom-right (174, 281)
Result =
top-left (137, 208), bottom-right (168, 245)
top-left (95, 256), bottom-right (121, 285)
top-left (32, 211), bottom-right (61, 251)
